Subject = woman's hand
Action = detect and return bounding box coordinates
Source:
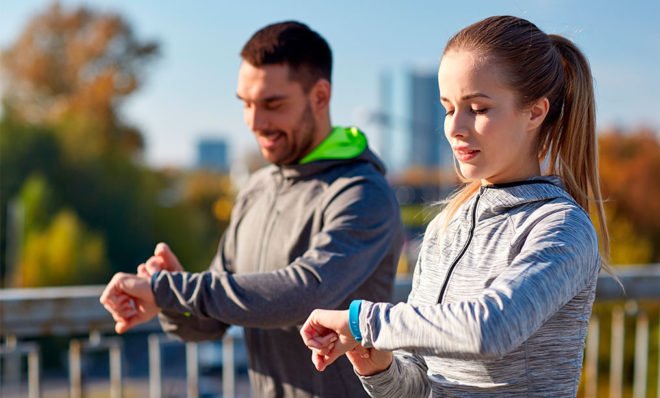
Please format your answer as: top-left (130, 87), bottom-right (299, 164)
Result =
top-left (300, 309), bottom-right (393, 375)
top-left (301, 309), bottom-right (358, 371)
top-left (346, 346), bottom-right (393, 377)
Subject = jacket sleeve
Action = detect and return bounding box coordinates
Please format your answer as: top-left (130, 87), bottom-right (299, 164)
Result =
top-left (358, 206), bottom-right (600, 360)
top-left (152, 178), bottom-right (402, 329)
top-left (157, 310), bottom-right (230, 342)
top-left (358, 351), bottom-right (430, 397)
top-left (156, 234), bottom-right (233, 341)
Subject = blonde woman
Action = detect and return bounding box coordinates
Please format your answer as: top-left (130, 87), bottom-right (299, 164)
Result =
top-left (301, 15), bottom-right (609, 397)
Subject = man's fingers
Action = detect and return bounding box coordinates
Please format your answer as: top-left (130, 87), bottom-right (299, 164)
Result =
top-left (100, 273), bottom-right (132, 305)
top-left (154, 242), bottom-right (183, 271)
top-left (145, 256), bottom-right (165, 274)
top-left (137, 264), bottom-right (149, 278)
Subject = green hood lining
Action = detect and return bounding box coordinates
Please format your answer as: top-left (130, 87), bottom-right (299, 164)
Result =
top-left (299, 126), bottom-right (367, 164)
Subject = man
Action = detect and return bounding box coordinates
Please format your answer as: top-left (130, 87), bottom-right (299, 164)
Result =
top-left (101, 21), bottom-right (403, 398)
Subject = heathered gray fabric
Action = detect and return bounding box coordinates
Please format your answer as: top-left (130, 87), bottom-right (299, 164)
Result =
top-left (152, 146), bottom-right (404, 398)
top-left (358, 177), bottom-right (601, 397)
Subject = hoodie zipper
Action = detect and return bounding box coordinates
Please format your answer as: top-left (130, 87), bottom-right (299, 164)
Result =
top-left (257, 172), bottom-right (284, 272)
top-left (437, 186), bottom-right (484, 304)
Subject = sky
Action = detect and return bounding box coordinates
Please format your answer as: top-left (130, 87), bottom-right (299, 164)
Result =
top-left (2, 0), bottom-right (659, 168)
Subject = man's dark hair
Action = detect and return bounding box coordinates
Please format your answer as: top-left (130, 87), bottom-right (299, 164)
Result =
top-left (240, 21), bottom-right (332, 91)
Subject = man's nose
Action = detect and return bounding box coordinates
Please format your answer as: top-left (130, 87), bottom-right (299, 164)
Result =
top-left (246, 107), bottom-right (268, 132)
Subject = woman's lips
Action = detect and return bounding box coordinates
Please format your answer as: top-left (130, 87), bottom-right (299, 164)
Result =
top-left (453, 146), bottom-right (480, 162)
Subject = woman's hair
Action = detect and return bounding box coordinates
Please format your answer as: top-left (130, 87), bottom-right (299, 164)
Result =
top-left (440, 15), bottom-right (609, 259)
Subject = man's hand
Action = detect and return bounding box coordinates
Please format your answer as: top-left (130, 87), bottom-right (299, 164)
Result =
top-left (100, 272), bottom-right (159, 334)
top-left (137, 242), bottom-right (184, 278)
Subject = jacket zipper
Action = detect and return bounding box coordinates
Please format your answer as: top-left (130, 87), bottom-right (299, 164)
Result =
top-left (437, 187), bottom-right (484, 304)
top-left (257, 172), bottom-right (283, 272)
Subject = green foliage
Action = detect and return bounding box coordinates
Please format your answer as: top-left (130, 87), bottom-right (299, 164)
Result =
top-left (0, 3), bottom-right (230, 287)
top-left (12, 208), bottom-right (108, 287)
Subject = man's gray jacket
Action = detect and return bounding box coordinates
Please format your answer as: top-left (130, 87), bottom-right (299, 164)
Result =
top-left (151, 147), bottom-right (404, 397)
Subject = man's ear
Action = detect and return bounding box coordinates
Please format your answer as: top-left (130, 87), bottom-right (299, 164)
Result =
top-left (310, 79), bottom-right (331, 113)
top-left (527, 97), bottom-right (550, 132)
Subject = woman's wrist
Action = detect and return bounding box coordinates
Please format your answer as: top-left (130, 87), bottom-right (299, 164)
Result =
top-left (348, 300), bottom-right (363, 342)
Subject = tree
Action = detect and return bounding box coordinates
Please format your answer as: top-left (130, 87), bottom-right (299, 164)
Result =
top-left (1, 2), bottom-right (159, 159)
top-left (598, 127), bottom-right (660, 263)
top-left (0, 2), bottom-right (160, 285)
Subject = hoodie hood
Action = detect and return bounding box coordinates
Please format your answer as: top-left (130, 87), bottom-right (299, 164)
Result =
top-left (276, 126), bottom-right (386, 179)
top-left (300, 126), bottom-right (367, 164)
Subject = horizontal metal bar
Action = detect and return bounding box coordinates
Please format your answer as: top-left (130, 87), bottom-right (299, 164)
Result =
top-left (1, 265), bottom-right (658, 337)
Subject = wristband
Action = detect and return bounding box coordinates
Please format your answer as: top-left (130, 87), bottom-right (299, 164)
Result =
top-left (348, 299), bottom-right (363, 342)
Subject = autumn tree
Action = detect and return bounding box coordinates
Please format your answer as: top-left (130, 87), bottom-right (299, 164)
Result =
top-left (0, 2), bottom-right (160, 285)
top-left (598, 127), bottom-right (660, 263)
top-left (1, 2), bottom-right (158, 159)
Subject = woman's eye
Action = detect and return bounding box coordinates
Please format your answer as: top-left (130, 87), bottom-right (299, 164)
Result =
top-left (444, 109), bottom-right (454, 116)
top-left (471, 108), bottom-right (488, 114)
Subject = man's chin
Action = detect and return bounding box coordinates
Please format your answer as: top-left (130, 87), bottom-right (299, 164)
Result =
top-left (261, 150), bottom-right (288, 166)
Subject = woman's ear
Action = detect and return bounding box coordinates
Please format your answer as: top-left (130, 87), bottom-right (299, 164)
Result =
top-left (527, 97), bottom-right (550, 132)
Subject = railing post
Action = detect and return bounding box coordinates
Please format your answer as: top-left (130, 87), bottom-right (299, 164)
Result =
top-left (1, 335), bottom-right (41, 398)
top-left (69, 331), bottom-right (123, 398)
top-left (110, 341), bottom-right (123, 398)
top-left (69, 340), bottom-right (82, 398)
top-left (186, 342), bottom-right (199, 398)
top-left (27, 347), bottom-right (41, 398)
top-left (610, 306), bottom-right (624, 398)
top-left (584, 316), bottom-right (599, 398)
top-left (223, 332), bottom-right (236, 398)
top-left (148, 334), bottom-right (162, 398)
top-left (633, 311), bottom-right (649, 398)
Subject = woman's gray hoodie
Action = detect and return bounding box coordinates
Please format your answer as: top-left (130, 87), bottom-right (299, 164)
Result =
top-left (357, 177), bottom-right (600, 397)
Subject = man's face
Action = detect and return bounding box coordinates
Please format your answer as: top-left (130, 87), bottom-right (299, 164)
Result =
top-left (237, 62), bottom-right (319, 165)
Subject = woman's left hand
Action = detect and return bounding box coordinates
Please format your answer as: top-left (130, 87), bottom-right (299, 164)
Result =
top-left (300, 309), bottom-right (359, 371)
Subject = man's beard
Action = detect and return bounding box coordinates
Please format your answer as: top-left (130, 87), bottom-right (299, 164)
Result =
top-left (276, 103), bottom-right (317, 165)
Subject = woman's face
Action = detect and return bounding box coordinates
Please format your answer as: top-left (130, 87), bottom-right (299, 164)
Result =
top-left (438, 49), bottom-right (543, 185)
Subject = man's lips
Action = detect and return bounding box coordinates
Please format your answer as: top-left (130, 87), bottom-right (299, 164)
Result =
top-left (257, 131), bottom-right (284, 150)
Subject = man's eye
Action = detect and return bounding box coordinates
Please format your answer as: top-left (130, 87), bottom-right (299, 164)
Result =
top-left (266, 102), bottom-right (282, 110)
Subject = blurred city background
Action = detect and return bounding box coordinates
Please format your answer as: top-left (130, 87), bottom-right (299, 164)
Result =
top-left (1, 1), bottom-right (658, 397)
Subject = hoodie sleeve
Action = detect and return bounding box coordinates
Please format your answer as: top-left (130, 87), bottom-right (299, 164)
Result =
top-left (157, 310), bottom-right (230, 342)
top-left (357, 351), bottom-right (430, 397)
top-left (152, 177), bottom-right (403, 329)
top-left (359, 205), bottom-right (600, 359)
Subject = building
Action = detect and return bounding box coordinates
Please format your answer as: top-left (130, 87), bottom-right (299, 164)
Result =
top-left (408, 69), bottom-right (453, 170)
top-left (196, 137), bottom-right (229, 172)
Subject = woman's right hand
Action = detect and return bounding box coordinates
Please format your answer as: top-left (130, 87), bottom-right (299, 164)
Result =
top-left (346, 346), bottom-right (393, 377)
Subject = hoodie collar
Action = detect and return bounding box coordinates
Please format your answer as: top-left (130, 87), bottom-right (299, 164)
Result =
top-left (476, 176), bottom-right (579, 215)
top-left (271, 126), bottom-right (385, 180)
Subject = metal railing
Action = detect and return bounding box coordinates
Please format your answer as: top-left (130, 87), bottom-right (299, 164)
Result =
top-left (1, 265), bottom-right (659, 397)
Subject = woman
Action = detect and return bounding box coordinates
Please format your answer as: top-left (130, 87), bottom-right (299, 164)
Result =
top-left (300, 15), bottom-right (609, 397)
